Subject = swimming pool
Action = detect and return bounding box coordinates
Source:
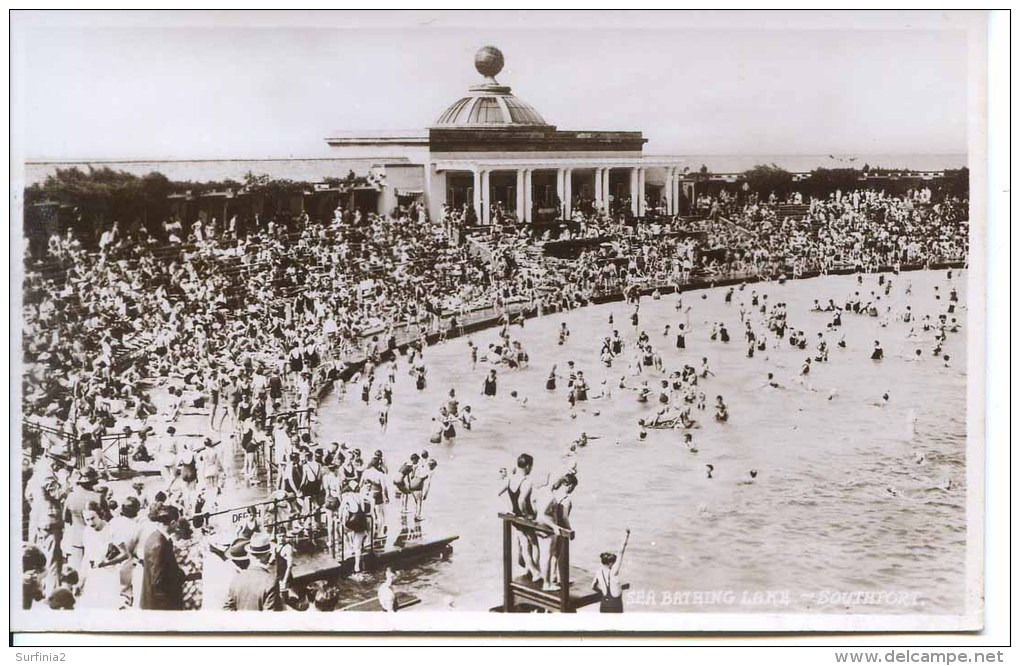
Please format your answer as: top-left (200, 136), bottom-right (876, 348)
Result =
top-left (317, 269), bottom-right (968, 614)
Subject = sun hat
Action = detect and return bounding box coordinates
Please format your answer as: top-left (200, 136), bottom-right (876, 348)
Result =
top-left (228, 539), bottom-right (250, 562)
top-left (246, 532), bottom-right (273, 556)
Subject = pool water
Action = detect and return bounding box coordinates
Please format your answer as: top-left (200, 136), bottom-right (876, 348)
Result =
top-left (317, 270), bottom-right (968, 614)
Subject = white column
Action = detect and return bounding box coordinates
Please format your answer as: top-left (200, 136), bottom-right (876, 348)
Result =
top-left (673, 170), bottom-right (682, 216)
top-left (637, 167), bottom-right (647, 217)
top-left (593, 168), bottom-right (603, 215)
top-left (515, 169), bottom-right (526, 223)
top-left (563, 168), bottom-right (573, 220)
top-left (603, 168), bottom-right (612, 215)
top-left (665, 168), bottom-right (675, 216)
top-left (481, 170), bottom-right (491, 225)
top-left (630, 168), bottom-right (640, 216)
top-left (556, 168), bottom-right (566, 219)
top-left (472, 169), bottom-right (483, 224)
top-left (523, 169), bottom-right (532, 223)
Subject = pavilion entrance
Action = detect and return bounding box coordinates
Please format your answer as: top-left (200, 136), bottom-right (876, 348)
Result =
top-left (607, 169), bottom-right (633, 216)
top-left (488, 171), bottom-right (518, 222)
top-left (530, 170), bottom-right (560, 222)
top-left (446, 171), bottom-right (476, 222)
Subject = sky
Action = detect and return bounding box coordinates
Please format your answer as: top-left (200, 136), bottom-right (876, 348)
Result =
top-left (11, 10), bottom-right (979, 161)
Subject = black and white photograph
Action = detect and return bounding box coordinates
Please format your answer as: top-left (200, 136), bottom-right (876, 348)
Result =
top-left (10, 9), bottom-right (996, 636)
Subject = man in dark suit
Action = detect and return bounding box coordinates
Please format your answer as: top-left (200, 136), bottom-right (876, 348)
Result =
top-left (223, 532), bottom-right (281, 611)
top-left (140, 504), bottom-right (185, 610)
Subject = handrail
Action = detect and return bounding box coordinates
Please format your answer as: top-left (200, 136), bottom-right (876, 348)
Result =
top-left (498, 512), bottom-right (574, 539)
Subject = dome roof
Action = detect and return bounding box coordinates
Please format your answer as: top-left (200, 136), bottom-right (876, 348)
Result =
top-left (434, 92), bottom-right (549, 128)
top-left (432, 46), bottom-right (551, 129)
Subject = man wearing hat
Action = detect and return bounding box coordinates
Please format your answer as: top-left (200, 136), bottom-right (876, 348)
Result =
top-left (26, 452), bottom-right (70, 593)
top-left (140, 503), bottom-right (185, 610)
top-left (223, 532), bottom-right (282, 611)
top-left (62, 467), bottom-right (100, 572)
top-left (226, 539), bottom-right (250, 573)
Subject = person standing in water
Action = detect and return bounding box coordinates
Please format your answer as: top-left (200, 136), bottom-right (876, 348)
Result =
top-left (482, 369), bottom-right (498, 397)
top-left (675, 323), bottom-right (686, 350)
top-left (593, 529), bottom-right (630, 613)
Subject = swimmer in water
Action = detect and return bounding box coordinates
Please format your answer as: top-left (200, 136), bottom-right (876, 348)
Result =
top-left (546, 365), bottom-right (559, 391)
top-left (714, 396), bottom-right (729, 423)
top-left (683, 433), bottom-right (698, 453)
top-left (459, 405), bottom-right (476, 431)
top-left (706, 464), bottom-right (714, 479)
top-left (482, 369), bottom-right (497, 397)
top-left (738, 470), bottom-right (758, 485)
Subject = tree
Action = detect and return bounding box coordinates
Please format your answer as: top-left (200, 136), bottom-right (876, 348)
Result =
top-left (937, 168), bottom-right (969, 200)
top-left (806, 168), bottom-right (861, 197)
top-left (740, 164), bottom-right (793, 197)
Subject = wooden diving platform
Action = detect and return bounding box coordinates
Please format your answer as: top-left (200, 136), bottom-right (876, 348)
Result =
top-left (290, 531), bottom-right (458, 585)
top-left (492, 512), bottom-right (627, 613)
top-left (208, 530), bottom-right (456, 584)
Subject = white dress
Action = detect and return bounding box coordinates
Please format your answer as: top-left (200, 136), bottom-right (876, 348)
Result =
top-left (79, 524), bottom-right (122, 609)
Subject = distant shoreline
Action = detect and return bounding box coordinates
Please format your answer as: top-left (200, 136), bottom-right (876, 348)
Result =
top-left (20, 153), bottom-right (969, 188)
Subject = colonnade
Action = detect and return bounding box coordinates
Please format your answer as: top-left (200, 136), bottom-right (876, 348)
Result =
top-left (465, 163), bottom-right (686, 225)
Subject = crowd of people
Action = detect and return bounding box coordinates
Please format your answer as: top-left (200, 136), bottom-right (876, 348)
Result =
top-left (20, 184), bottom-right (968, 612)
top-left (694, 188), bottom-right (968, 277)
top-left (23, 459), bottom-right (203, 611)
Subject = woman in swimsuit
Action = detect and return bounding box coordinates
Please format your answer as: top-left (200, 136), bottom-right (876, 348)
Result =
top-left (714, 396), bottom-right (729, 423)
top-left (393, 457), bottom-right (418, 514)
top-left (504, 454), bottom-right (542, 581)
top-left (340, 484), bottom-right (373, 573)
top-left (236, 505), bottom-right (261, 540)
top-left (339, 452), bottom-right (360, 487)
top-left (300, 449), bottom-right (324, 535)
top-left (573, 372), bottom-right (589, 402)
top-left (406, 459), bottom-right (436, 522)
top-left (459, 405), bottom-right (475, 431)
top-left (482, 369), bottom-right (498, 397)
top-left (535, 473), bottom-right (578, 592)
top-left (593, 529), bottom-right (630, 613)
top-left (361, 457), bottom-right (390, 537)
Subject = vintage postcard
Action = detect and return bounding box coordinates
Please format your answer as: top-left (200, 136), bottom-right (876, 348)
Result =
top-left (10, 10), bottom-right (989, 634)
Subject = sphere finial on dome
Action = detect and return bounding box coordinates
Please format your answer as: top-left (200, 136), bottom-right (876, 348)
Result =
top-left (474, 45), bottom-right (504, 81)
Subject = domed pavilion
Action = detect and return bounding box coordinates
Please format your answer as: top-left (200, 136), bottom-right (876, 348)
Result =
top-left (325, 46), bottom-right (691, 223)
